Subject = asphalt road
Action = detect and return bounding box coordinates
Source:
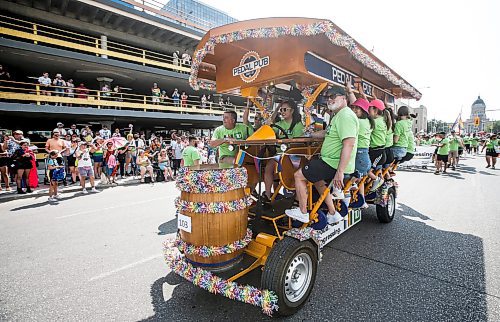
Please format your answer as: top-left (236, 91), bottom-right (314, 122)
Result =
top-left (1, 154), bottom-right (499, 321)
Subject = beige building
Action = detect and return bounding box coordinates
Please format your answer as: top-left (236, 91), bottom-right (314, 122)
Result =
top-left (464, 96), bottom-right (489, 133)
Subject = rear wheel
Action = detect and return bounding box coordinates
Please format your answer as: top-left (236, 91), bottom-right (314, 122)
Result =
top-left (376, 187), bottom-right (396, 223)
top-left (261, 237), bottom-right (318, 316)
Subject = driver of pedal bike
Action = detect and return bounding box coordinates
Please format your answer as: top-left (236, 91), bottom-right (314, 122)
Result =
top-left (261, 100), bottom-right (304, 202)
top-left (285, 86), bottom-right (359, 225)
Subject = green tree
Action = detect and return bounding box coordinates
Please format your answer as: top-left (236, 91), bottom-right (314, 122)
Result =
top-left (491, 120), bottom-right (500, 133)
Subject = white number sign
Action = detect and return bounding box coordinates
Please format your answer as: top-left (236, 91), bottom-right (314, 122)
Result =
top-left (177, 214), bottom-right (192, 233)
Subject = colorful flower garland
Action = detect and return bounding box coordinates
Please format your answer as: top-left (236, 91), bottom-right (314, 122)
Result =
top-left (175, 196), bottom-right (253, 214)
top-left (189, 20), bottom-right (421, 99)
top-left (176, 167), bottom-right (248, 194)
top-left (163, 240), bottom-right (279, 316)
top-left (284, 227), bottom-right (322, 245)
top-left (174, 228), bottom-right (252, 257)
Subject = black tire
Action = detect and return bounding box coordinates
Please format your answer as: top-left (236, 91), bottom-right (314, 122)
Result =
top-left (261, 237), bottom-right (318, 316)
top-left (376, 187), bottom-right (396, 223)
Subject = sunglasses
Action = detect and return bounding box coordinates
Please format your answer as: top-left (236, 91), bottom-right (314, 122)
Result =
top-left (280, 108), bottom-right (291, 112)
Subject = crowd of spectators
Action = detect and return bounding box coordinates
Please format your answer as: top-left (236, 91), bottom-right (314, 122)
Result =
top-left (0, 123), bottom-right (216, 200)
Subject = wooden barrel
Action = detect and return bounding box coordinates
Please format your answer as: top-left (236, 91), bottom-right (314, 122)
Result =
top-left (176, 164), bottom-right (250, 271)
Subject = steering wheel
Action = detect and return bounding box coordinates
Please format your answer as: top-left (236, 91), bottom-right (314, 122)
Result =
top-left (270, 124), bottom-right (289, 139)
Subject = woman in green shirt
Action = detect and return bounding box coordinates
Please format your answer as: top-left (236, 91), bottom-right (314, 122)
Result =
top-left (481, 134), bottom-right (498, 169)
top-left (392, 106), bottom-right (412, 160)
top-left (263, 100), bottom-right (304, 200)
top-left (368, 99), bottom-right (390, 191)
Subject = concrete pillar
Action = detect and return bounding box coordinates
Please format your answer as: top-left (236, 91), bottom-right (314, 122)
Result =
top-left (100, 35), bottom-right (108, 58)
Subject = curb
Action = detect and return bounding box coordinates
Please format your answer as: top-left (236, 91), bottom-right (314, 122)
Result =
top-left (0, 178), bottom-right (144, 203)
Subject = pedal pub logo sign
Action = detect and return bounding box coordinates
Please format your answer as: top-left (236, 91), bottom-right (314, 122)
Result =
top-left (232, 51), bottom-right (270, 83)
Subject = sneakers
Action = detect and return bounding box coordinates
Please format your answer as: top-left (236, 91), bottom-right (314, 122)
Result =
top-left (370, 177), bottom-right (384, 192)
top-left (327, 212), bottom-right (343, 224)
top-left (331, 187), bottom-right (345, 199)
top-left (48, 197), bottom-right (58, 203)
top-left (82, 188), bottom-right (88, 194)
top-left (285, 208), bottom-right (310, 223)
top-left (55, 194), bottom-right (62, 199)
top-left (492, 166), bottom-right (496, 169)
top-left (91, 187), bottom-right (99, 193)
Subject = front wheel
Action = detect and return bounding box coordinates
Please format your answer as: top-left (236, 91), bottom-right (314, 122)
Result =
top-left (261, 237), bottom-right (318, 316)
top-left (376, 187), bottom-right (396, 223)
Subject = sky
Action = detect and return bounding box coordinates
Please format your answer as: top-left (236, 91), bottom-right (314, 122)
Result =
top-left (198, 0), bottom-right (500, 122)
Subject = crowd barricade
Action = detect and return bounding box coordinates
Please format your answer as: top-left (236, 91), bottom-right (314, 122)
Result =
top-left (0, 14), bottom-right (191, 73)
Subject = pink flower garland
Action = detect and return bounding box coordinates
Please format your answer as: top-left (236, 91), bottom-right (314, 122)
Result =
top-left (175, 196), bottom-right (253, 214)
top-left (189, 20), bottom-right (421, 99)
top-left (163, 240), bottom-right (279, 316)
top-left (174, 228), bottom-right (252, 257)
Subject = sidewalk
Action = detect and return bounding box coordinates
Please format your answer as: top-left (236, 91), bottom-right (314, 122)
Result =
top-left (0, 176), bottom-right (159, 203)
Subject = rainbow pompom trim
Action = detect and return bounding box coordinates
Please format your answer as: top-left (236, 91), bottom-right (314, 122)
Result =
top-left (164, 240), bottom-right (279, 316)
top-left (175, 196), bottom-right (253, 214)
top-left (174, 228), bottom-right (252, 257)
top-left (176, 167), bottom-right (248, 194)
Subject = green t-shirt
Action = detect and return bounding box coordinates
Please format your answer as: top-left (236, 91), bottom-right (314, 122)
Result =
top-left (320, 107), bottom-right (359, 174)
top-left (449, 136), bottom-right (460, 151)
top-left (470, 138), bottom-right (479, 147)
top-left (407, 132), bottom-right (415, 153)
top-left (437, 138), bottom-right (450, 155)
top-left (385, 128), bottom-right (393, 148)
top-left (182, 146), bottom-right (200, 167)
top-left (463, 137), bottom-right (471, 145)
top-left (212, 123), bottom-right (254, 158)
top-left (393, 119), bottom-right (412, 148)
top-left (370, 117), bottom-right (387, 148)
top-left (420, 139), bottom-right (429, 146)
top-left (357, 118), bottom-right (372, 149)
top-left (274, 119), bottom-right (304, 139)
top-left (486, 139), bottom-right (498, 150)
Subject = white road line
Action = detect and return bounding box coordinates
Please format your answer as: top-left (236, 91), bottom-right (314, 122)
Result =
top-left (55, 196), bottom-right (169, 219)
top-left (89, 254), bottom-right (162, 281)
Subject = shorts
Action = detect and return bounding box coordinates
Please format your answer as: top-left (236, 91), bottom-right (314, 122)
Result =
top-left (152, 96), bottom-right (160, 103)
top-left (486, 149), bottom-right (498, 157)
top-left (302, 158), bottom-right (337, 184)
top-left (448, 150), bottom-right (459, 158)
top-left (0, 157), bottom-right (10, 167)
top-left (67, 156), bottom-right (76, 167)
top-left (105, 165), bottom-right (115, 176)
top-left (159, 163), bottom-right (170, 171)
top-left (402, 153), bottom-right (414, 162)
top-left (78, 166), bottom-right (94, 177)
top-left (369, 147), bottom-right (386, 170)
top-left (354, 148), bottom-right (371, 176)
top-left (93, 155), bottom-right (103, 163)
top-left (392, 146), bottom-right (407, 160)
top-left (384, 147), bottom-right (394, 167)
top-left (436, 154), bottom-right (448, 162)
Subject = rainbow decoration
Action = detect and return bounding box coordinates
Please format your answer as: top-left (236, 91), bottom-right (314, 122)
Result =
top-left (189, 21), bottom-right (421, 100)
top-left (174, 228), bottom-right (253, 257)
top-left (176, 167), bottom-right (248, 193)
top-left (175, 196), bottom-right (253, 214)
top-left (164, 240), bottom-right (279, 316)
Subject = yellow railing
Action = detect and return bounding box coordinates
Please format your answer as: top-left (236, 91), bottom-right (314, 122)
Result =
top-left (0, 15), bottom-right (191, 74)
top-left (0, 80), bottom-right (246, 116)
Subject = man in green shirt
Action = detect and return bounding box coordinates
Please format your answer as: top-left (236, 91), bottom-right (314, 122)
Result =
top-left (182, 136), bottom-right (201, 167)
top-left (210, 110), bottom-right (254, 164)
top-left (462, 135), bottom-right (471, 155)
top-left (470, 134), bottom-right (479, 155)
top-left (434, 132), bottom-right (449, 174)
top-left (286, 87), bottom-right (359, 224)
top-left (448, 130), bottom-right (463, 170)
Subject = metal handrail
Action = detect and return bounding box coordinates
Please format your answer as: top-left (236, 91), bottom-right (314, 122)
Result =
top-left (0, 14), bottom-right (190, 72)
top-left (0, 80), bottom-right (246, 114)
